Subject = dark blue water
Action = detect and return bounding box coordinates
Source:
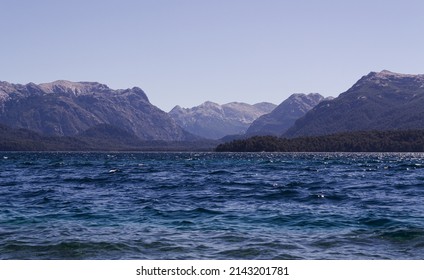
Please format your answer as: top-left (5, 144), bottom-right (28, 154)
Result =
top-left (1, 152), bottom-right (423, 259)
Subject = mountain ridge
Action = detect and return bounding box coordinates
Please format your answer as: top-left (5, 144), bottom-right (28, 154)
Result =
top-left (169, 101), bottom-right (276, 139)
top-left (284, 70), bottom-right (424, 137)
top-left (245, 93), bottom-right (327, 136)
top-left (0, 80), bottom-right (194, 141)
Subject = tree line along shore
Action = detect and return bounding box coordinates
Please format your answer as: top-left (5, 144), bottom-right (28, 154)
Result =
top-left (215, 130), bottom-right (424, 152)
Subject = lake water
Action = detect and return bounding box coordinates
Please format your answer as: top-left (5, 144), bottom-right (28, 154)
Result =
top-left (1, 152), bottom-right (423, 259)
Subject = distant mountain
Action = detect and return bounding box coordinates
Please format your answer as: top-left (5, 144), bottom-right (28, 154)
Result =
top-left (169, 101), bottom-right (276, 139)
top-left (245, 93), bottom-right (327, 136)
top-left (284, 70), bottom-right (424, 137)
top-left (0, 80), bottom-right (195, 141)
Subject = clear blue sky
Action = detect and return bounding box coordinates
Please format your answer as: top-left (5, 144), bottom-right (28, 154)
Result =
top-left (1, 0), bottom-right (423, 111)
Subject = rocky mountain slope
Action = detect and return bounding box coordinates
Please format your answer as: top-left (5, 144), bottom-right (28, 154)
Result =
top-left (284, 70), bottom-right (424, 137)
top-left (245, 93), bottom-right (326, 136)
top-left (0, 80), bottom-right (195, 141)
top-left (169, 101), bottom-right (276, 139)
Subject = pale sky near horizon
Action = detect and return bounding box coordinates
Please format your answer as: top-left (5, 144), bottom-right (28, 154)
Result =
top-left (1, 0), bottom-right (423, 111)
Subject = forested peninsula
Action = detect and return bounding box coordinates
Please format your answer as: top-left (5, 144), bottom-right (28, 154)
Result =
top-left (215, 130), bottom-right (424, 152)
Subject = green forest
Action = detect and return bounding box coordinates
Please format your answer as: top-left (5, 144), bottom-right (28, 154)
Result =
top-left (215, 130), bottom-right (424, 152)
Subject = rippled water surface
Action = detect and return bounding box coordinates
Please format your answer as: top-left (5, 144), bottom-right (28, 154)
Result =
top-left (1, 152), bottom-right (424, 259)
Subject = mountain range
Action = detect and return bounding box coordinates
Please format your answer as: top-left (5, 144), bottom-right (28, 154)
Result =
top-left (169, 101), bottom-right (276, 139)
top-left (284, 70), bottom-right (424, 137)
top-left (2, 70), bottom-right (424, 151)
top-left (0, 80), bottom-right (195, 141)
top-left (245, 93), bottom-right (327, 136)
